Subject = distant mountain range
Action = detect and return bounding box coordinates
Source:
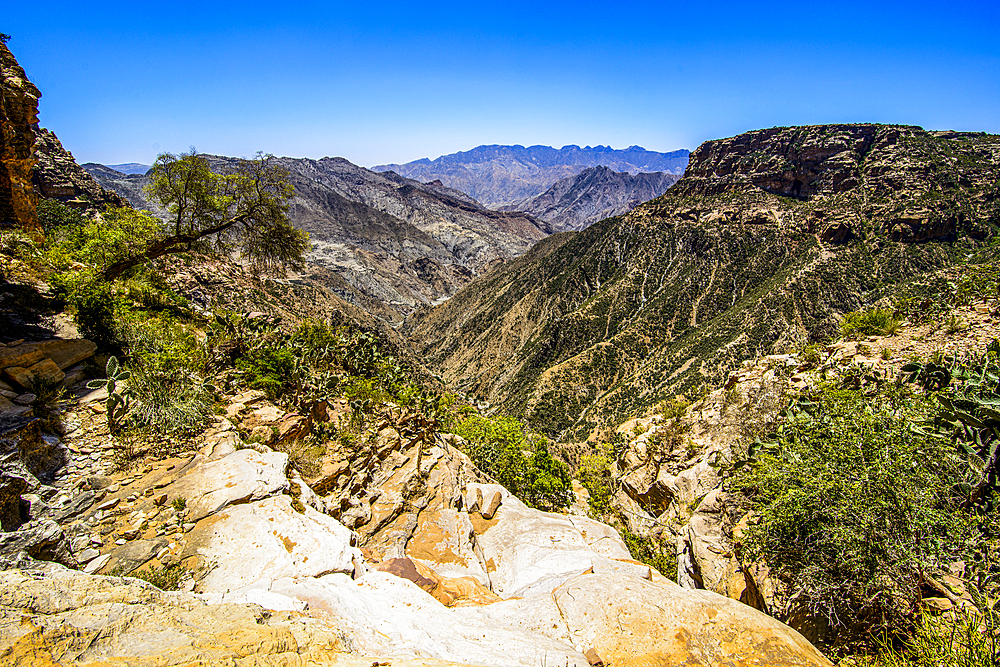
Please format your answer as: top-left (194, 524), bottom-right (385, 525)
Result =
top-left (373, 144), bottom-right (689, 207)
top-left (497, 166), bottom-right (680, 232)
top-left (106, 163), bottom-right (150, 175)
top-left (84, 157), bottom-right (551, 325)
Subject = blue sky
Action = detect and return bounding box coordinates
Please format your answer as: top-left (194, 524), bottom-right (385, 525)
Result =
top-left (5, 1), bottom-right (999, 167)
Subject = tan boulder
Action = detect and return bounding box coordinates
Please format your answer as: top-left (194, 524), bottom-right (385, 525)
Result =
top-left (376, 557), bottom-right (500, 607)
top-left (553, 573), bottom-right (834, 667)
top-left (0, 338), bottom-right (96, 372)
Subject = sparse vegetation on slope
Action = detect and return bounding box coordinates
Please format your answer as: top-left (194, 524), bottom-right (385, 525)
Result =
top-left (409, 124), bottom-right (1000, 442)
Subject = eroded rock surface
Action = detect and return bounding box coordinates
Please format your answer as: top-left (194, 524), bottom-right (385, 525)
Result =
top-left (0, 42), bottom-right (40, 230)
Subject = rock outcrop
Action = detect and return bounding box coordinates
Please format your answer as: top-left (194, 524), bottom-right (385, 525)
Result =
top-left (374, 144), bottom-right (690, 207)
top-left (0, 42), bottom-right (40, 230)
top-left (33, 128), bottom-right (128, 216)
top-left (498, 166), bottom-right (681, 232)
top-left (0, 381), bottom-right (834, 666)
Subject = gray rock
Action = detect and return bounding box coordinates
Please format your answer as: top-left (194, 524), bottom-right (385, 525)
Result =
top-left (76, 547), bottom-right (100, 563)
top-left (0, 519), bottom-right (74, 566)
top-left (86, 475), bottom-right (114, 490)
top-left (19, 493), bottom-right (48, 522)
top-left (83, 552), bottom-right (110, 574)
top-left (104, 538), bottom-right (168, 574)
top-left (52, 491), bottom-right (96, 523)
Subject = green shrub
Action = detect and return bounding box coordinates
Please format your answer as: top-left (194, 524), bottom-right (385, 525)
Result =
top-left (577, 452), bottom-right (613, 515)
top-left (620, 526), bottom-right (677, 580)
top-left (126, 365), bottom-right (213, 436)
top-left (44, 206), bottom-right (162, 274)
top-left (36, 198), bottom-right (87, 232)
top-left (859, 609), bottom-right (999, 667)
top-left (133, 562), bottom-right (188, 591)
top-left (451, 414), bottom-right (572, 510)
top-left (237, 346), bottom-right (296, 398)
top-left (733, 384), bottom-right (978, 641)
top-left (64, 278), bottom-right (121, 347)
top-left (840, 307), bottom-right (902, 338)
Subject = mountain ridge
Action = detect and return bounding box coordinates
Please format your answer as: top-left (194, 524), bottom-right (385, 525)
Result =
top-left (497, 165), bottom-right (681, 232)
top-left (374, 143), bottom-right (689, 207)
top-left (85, 155), bottom-right (552, 325)
top-left (406, 123), bottom-right (1000, 439)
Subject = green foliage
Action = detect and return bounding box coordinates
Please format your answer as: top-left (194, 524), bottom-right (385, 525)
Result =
top-left (171, 497), bottom-right (186, 512)
top-left (912, 339), bottom-right (1000, 521)
top-left (86, 356), bottom-right (132, 434)
top-left (733, 383), bottom-right (978, 639)
top-left (237, 346), bottom-right (296, 399)
top-left (577, 452), bottom-right (613, 515)
top-left (44, 207), bottom-right (163, 274)
top-left (840, 307), bottom-right (902, 338)
top-left (133, 563), bottom-right (188, 591)
top-left (858, 609), bottom-right (999, 667)
top-left (620, 526), bottom-right (677, 580)
top-left (36, 198), bottom-right (87, 232)
top-left (98, 151), bottom-right (308, 280)
top-left (451, 414), bottom-right (573, 510)
top-left (59, 277), bottom-right (121, 347)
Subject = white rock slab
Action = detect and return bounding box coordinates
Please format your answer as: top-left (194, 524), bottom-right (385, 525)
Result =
top-left (473, 497), bottom-right (598, 597)
top-left (168, 449), bottom-right (290, 522)
top-left (195, 495), bottom-right (362, 594)
top-left (267, 571), bottom-right (590, 667)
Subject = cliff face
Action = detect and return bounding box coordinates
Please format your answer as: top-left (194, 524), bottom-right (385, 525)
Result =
top-left (32, 128), bottom-right (128, 216)
top-left (498, 166), bottom-right (681, 232)
top-left (374, 144), bottom-right (690, 207)
top-left (0, 42), bottom-right (41, 230)
top-left (407, 124), bottom-right (1000, 439)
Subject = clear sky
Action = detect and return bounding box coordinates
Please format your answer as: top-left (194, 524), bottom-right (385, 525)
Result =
top-left (5, 1), bottom-right (999, 167)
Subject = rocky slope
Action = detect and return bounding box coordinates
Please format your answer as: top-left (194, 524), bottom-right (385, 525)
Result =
top-left (606, 290), bottom-right (999, 643)
top-left (86, 157), bottom-right (552, 325)
top-left (33, 129), bottom-right (128, 216)
top-left (0, 42), bottom-right (41, 231)
top-left (374, 144), bottom-right (689, 207)
top-left (79, 162), bottom-right (154, 212)
top-left (406, 124), bottom-right (1000, 440)
top-left (497, 165), bottom-right (680, 232)
top-left (0, 383), bottom-right (833, 666)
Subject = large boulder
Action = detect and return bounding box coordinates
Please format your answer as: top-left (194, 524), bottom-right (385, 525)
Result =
top-left (0, 563), bottom-right (372, 667)
top-left (552, 573), bottom-right (833, 667)
top-left (0, 519), bottom-right (73, 566)
top-left (190, 494), bottom-right (364, 595)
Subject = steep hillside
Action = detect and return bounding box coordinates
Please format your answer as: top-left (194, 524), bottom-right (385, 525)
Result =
top-left (407, 124), bottom-right (1000, 439)
top-left (374, 144), bottom-right (689, 207)
top-left (497, 166), bottom-right (680, 232)
top-left (86, 156), bottom-right (552, 325)
top-left (80, 163), bottom-right (153, 212)
top-left (33, 129), bottom-right (128, 216)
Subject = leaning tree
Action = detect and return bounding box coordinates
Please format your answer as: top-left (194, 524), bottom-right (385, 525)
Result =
top-left (100, 151), bottom-right (308, 280)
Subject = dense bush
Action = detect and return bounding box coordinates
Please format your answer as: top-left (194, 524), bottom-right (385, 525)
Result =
top-left (451, 414), bottom-right (573, 510)
top-left (733, 383), bottom-right (978, 639)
